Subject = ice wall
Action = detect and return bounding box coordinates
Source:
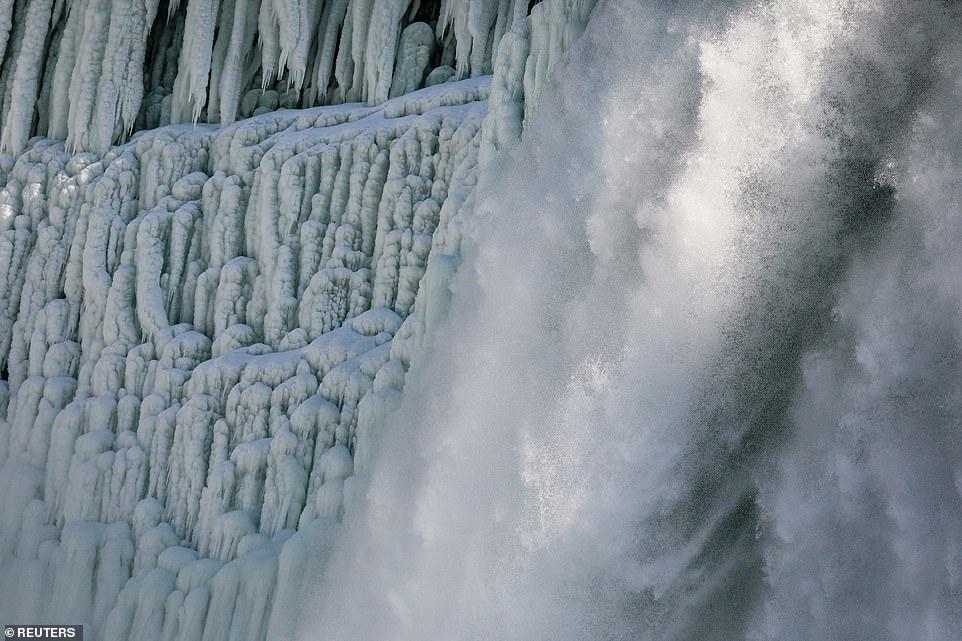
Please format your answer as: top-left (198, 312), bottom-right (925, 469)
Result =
top-left (0, 79), bottom-right (487, 641)
top-left (0, 0), bottom-right (596, 638)
top-left (0, 0), bottom-right (591, 155)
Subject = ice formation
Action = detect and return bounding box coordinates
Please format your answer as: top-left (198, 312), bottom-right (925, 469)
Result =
top-left (7, 0), bottom-right (962, 640)
top-left (0, 0), bottom-right (591, 155)
top-left (0, 0), bottom-right (595, 638)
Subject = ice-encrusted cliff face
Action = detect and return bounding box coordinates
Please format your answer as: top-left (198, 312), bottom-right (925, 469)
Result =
top-left (0, 0), bottom-right (592, 155)
top-left (7, 0), bottom-right (962, 640)
top-left (0, 0), bottom-right (595, 639)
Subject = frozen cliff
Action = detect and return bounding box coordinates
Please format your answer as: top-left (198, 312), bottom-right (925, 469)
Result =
top-left (0, 0), bottom-right (594, 639)
top-left (0, 0), bottom-right (592, 155)
top-left (6, 0), bottom-right (962, 640)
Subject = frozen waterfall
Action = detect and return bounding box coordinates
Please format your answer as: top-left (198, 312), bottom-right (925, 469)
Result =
top-left (2, 0), bottom-right (962, 640)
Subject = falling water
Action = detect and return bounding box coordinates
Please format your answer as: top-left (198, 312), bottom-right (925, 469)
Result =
top-left (301, 1), bottom-right (962, 639)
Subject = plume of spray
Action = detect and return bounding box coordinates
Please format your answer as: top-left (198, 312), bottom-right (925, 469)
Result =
top-left (299, 1), bottom-right (962, 639)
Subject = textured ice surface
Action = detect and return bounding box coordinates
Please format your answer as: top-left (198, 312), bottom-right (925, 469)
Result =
top-left (0, 79), bottom-right (485, 638)
top-left (0, 0), bottom-right (592, 155)
top-left (0, 0), bottom-right (594, 638)
top-left (7, 0), bottom-right (962, 639)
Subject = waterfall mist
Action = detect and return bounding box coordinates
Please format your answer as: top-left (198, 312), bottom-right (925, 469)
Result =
top-left (301, 1), bottom-right (962, 639)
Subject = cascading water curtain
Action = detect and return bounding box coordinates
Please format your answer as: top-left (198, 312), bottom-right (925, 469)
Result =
top-left (302, 1), bottom-right (962, 640)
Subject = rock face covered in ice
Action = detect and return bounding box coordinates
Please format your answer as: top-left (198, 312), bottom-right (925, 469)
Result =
top-left (0, 0), bottom-right (593, 155)
top-left (0, 0), bottom-right (594, 638)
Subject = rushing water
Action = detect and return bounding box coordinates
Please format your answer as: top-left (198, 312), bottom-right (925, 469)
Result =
top-left (301, 1), bottom-right (962, 639)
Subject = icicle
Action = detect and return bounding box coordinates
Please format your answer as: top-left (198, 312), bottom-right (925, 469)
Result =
top-left (206, 0), bottom-right (236, 123)
top-left (0, 0), bottom-right (56, 155)
top-left (309, 0), bottom-right (349, 104)
top-left (365, 0), bottom-right (413, 103)
top-left (218, 0), bottom-right (259, 124)
top-left (45, 0), bottom-right (82, 140)
top-left (170, 0), bottom-right (220, 123)
top-left (0, 0), bottom-right (17, 78)
top-left (274, 0), bottom-right (319, 91)
top-left (258, 0), bottom-right (279, 89)
top-left (65, 0), bottom-right (110, 152)
top-left (90, 0), bottom-right (148, 153)
top-left (348, 0), bottom-right (374, 101)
